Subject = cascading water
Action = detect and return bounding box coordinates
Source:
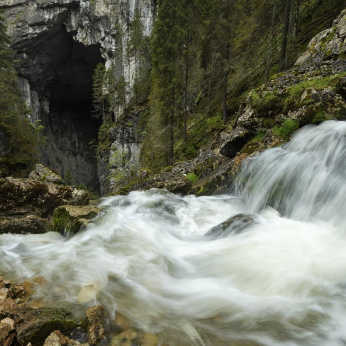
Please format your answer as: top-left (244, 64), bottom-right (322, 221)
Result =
top-left (2, 120), bottom-right (346, 345)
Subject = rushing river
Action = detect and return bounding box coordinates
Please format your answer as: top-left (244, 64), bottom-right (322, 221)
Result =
top-left (2, 120), bottom-right (346, 346)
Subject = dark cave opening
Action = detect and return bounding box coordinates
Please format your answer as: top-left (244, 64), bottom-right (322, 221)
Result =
top-left (31, 29), bottom-right (105, 193)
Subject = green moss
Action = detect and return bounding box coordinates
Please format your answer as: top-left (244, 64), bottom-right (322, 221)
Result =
top-left (186, 173), bottom-right (198, 184)
top-left (52, 208), bottom-right (81, 234)
top-left (17, 308), bottom-right (79, 346)
top-left (250, 90), bottom-right (283, 116)
top-left (173, 113), bottom-right (225, 162)
top-left (197, 186), bottom-right (205, 196)
top-left (240, 135), bottom-right (263, 155)
top-left (272, 119), bottom-right (299, 139)
top-left (312, 111), bottom-right (334, 124)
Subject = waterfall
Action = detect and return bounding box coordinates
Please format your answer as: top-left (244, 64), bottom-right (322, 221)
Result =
top-left (2, 120), bottom-right (346, 346)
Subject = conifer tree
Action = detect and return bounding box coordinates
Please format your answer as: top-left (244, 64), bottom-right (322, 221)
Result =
top-left (0, 12), bottom-right (42, 168)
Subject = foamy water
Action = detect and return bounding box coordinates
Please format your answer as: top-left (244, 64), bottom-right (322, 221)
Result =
top-left (2, 121), bottom-right (346, 345)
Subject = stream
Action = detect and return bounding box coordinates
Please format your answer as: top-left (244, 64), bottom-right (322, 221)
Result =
top-left (2, 120), bottom-right (346, 345)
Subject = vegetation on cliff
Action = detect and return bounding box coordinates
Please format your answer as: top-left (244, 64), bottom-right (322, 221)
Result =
top-left (0, 13), bottom-right (42, 173)
top-left (93, 0), bottom-right (346, 190)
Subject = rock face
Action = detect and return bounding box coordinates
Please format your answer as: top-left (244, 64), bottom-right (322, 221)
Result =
top-left (1, 0), bottom-right (156, 193)
top-left (0, 166), bottom-right (89, 234)
top-left (29, 164), bottom-right (64, 185)
top-left (98, 110), bottom-right (144, 196)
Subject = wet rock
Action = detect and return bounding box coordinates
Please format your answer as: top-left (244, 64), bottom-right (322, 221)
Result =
top-left (0, 307), bottom-right (79, 346)
top-left (52, 205), bottom-right (100, 235)
top-left (110, 329), bottom-right (137, 346)
top-left (1, 318), bottom-right (15, 331)
top-left (219, 127), bottom-right (254, 159)
top-left (29, 164), bottom-right (63, 185)
top-left (130, 173), bottom-right (192, 195)
top-left (0, 177), bottom-right (89, 218)
top-left (0, 177), bottom-right (90, 234)
top-left (85, 305), bottom-right (106, 346)
top-left (206, 214), bottom-right (256, 239)
top-left (44, 331), bottom-right (70, 346)
top-left (0, 318), bottom-right (16, 346)
top-left (0, 215), bottom-right (51, 234)
top-left (43, 332), bottom-right (62, 346)
top-left (112, 312), bottom-right (131, 333)
top-left (141, 334), bottom-right (159, 346)
top-left (70, 190), bottom-right (90, 207)
top-left (0, 319), bottom-right (12, 343)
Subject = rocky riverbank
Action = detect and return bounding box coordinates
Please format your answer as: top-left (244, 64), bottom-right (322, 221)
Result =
top-left (0, 277), bottom-right (162, 346)
top-left (0, 164), bottom-right (96, 235)
top-left (113, 9), bottom-right (346, 197)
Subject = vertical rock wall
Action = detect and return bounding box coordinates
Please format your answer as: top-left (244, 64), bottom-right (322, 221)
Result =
top-left (1, 0), bottom-right (155, 193)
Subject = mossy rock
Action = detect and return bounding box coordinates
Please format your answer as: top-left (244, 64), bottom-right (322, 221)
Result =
top-left (52, 205), bottom-right (100, 235)
top-left (0, 307), bottom-right (80, 346)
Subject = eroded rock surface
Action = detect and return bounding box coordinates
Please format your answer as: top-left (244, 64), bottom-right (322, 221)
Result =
top-left (52, 205), bottom-right (100, 235)
top-left (0, 169), bottom-right (89, 234)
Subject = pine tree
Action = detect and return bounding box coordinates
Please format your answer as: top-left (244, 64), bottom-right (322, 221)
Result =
top-left (92, 63), bottom-right (107, 119)
top-left (0, 12), bottom-right (42, 168)
top-left (151, 0), bottom-right (181, 166)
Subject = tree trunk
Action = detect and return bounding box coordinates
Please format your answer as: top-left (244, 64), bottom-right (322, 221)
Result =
top-left (169, 88), bottom-right (175, 166)
top-left (280, 0), bottom-right (292, 71)
top-left (266, 0), bottom-right (278, 81)
top-left (184, 32), bottom-right (189, 142)
top-left (222, 72), bottom-right (227, 125)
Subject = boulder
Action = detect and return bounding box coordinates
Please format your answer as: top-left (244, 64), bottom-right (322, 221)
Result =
top-left (130, 172), bottom-right (192, 195)
top-left (0, 177), bottom-right (90, 234)
top-left (0, 215), bottom-right (51, 234)
top-left (0, 318), bottom-right (16, 345)
top-left (52, 205), bottom-right (100, 235)
top-left (0, 177), bottom-right (89, 218)
top-left (206, 214), bottom-right (256, 239)
top-left (29, 164), bottom-right (64, 185)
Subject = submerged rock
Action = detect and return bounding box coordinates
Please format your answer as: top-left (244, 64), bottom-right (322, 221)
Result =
top-left (206, 214), bottom-right (256, 239)
top-left (52, 205), bottom-right (100, 235)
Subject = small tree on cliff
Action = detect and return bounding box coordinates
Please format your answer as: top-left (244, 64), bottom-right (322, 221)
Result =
top-left (0, 12), bottom-right (42, 168)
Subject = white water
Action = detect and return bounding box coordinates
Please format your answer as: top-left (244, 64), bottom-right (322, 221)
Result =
top-left (2, 121), bottom-right (346, 345)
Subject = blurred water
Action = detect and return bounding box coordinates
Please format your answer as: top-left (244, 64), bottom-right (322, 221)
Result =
top-left (2, 121), bottom-right (346, 345)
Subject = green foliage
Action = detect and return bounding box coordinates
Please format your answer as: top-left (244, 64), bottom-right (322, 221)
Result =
top-left (186, 173), bottom-right (198, 184)
top-left (312, 111), bottom-right (334, 124)
top-left (272, 119), bottom-right (299, 139)
top-left (0, 13), bottom-right (42, 169)
top-left (119, 0), bottom-right (345, 176)
top-left (173, 113), bottom-right (225, 161)
top-left (64, 169), bottom-right (73, 185)
top-left (77, 183), bottom-right (100, 200)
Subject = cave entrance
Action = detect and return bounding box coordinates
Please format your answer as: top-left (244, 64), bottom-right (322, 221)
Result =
top-left (38, 34), bottom-right (104, 194)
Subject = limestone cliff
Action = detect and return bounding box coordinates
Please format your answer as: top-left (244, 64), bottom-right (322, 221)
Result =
top-left (1, 0), bottom-right (155, 193)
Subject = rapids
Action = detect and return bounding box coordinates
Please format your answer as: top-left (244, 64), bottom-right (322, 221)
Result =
top-left (2, 120), bottom-right (346, 345)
